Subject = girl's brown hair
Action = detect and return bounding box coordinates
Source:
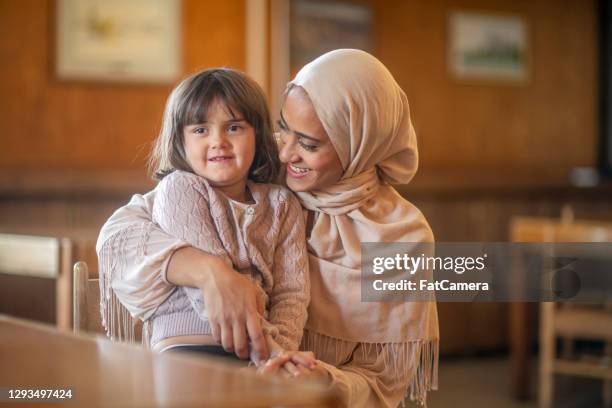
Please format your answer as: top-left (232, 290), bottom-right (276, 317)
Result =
top-left (149, 68), bottom-right (280, 183)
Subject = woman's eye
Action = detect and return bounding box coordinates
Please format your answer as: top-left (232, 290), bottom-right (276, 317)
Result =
top-left (277, 131), bottom-right (290, 146)
top-left (274, 132), bottom-right (283, 144)
top-left (299, 141), bottom-right (318, 152)
top-left (277, 120), bottom-right (289, 132)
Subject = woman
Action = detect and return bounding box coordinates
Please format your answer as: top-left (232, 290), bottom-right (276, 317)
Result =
top-left (97, 49), bottom-right (439, 407)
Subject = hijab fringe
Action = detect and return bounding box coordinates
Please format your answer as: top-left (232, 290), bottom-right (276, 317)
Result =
top-left (301, 330), bottom-right (438, 407)
top-left (98, 225), bottom-right (147, 346)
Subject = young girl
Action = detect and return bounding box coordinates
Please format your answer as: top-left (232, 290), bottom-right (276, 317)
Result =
top-left (99, 68), bottom-right (311, 367)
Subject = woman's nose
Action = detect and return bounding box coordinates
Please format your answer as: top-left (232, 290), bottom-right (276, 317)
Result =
top-left (279, 141), bottom-right (298, 163)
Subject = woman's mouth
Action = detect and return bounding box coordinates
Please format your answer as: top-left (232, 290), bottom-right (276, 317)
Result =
top-left (287, 163), bottom-right (311, 178)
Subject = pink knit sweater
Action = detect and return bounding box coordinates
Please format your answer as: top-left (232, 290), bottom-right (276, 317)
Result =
top-left (126, 170), bottom-right (310, 352)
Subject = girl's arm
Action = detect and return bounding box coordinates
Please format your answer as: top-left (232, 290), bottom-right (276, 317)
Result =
top-left (96, 179), bottom-right (268, 360)
top-left (267, 191), bottom-right (310, 351)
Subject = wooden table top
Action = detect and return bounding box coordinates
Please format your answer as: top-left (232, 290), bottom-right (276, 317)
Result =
top-left (0, 315), bottom-right (337, 407)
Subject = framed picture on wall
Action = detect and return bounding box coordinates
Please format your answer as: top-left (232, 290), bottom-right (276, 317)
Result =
top-left (448, 11), bottom-right (529, 82)
top-left (267, 0), bottom-right (373, 125)
top-left (289, 0), bottom-right (372, 76)
top-left (56, 0), bottom-right (181, 83)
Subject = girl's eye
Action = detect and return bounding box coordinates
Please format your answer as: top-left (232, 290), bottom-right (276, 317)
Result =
top-left (228, 124), bottom-right (243, 132)
top-left (194, 127), bottom-right (206, 134)
top-left (299, 141), bottom-right (318, 152)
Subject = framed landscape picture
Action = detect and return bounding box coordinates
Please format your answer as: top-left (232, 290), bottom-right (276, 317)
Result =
top-left (56, 0), bottom-right (181, 83)
top-left (448, 11), bottom-right (529, 82)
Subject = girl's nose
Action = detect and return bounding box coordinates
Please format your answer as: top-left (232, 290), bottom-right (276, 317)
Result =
top-left (210, 130), bottom-right (229, 149)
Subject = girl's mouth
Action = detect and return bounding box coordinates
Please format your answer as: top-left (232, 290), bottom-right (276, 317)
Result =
top-left (209, 156), bottom-right (234, 163)
top-left (287, 163), bottom-right (311, 178)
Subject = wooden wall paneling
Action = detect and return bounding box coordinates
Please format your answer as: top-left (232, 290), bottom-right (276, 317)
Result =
top-left (1, 0), bottom-right (597, 175)
top-left (371, 0), bottom-right (597, 174)
top-left (468, 302), bottom-right (508, 352)
top-left (437, 303), bottom-right (473, 355)
top-left (0, 274), bottom-right (56, 324)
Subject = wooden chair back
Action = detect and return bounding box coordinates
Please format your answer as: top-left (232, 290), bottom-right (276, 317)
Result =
top-left (72, 261), bottom-right (104, 334)
top-left (73, 261), bottom-right (142, 341)
top-left (0, 233), bottom-right (72, 330)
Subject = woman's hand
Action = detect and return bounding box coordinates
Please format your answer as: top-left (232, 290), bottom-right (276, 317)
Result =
top-left (257, 351), bottom-right (330, 383)
top-left (294, 363), bottom-right (330, 382)
top-left (166, 247), bottom-right (268, 361)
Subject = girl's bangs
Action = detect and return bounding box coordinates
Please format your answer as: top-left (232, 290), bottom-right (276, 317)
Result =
top-left (181, 79), bottom-right (246, 126)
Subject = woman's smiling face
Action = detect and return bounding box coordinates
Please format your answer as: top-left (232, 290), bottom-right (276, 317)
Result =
top-left (278, 86), bottom-right (343, 192)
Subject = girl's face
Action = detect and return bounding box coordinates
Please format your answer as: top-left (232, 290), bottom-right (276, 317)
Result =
top-left (183, 99), bottom-right (255, 200)
top-left (278, 87), bottom-right (343, 192)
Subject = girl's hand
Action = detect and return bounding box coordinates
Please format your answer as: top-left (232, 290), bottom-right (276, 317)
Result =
top-left (198, 258), bottom-right (268, 361)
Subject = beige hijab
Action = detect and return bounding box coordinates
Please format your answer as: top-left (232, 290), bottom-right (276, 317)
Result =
top-left (290, 49), bottom-right (439, 400)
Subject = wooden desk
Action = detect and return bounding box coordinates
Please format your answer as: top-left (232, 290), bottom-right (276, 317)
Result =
top-left (0, 315), bottom-right (338, 407)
